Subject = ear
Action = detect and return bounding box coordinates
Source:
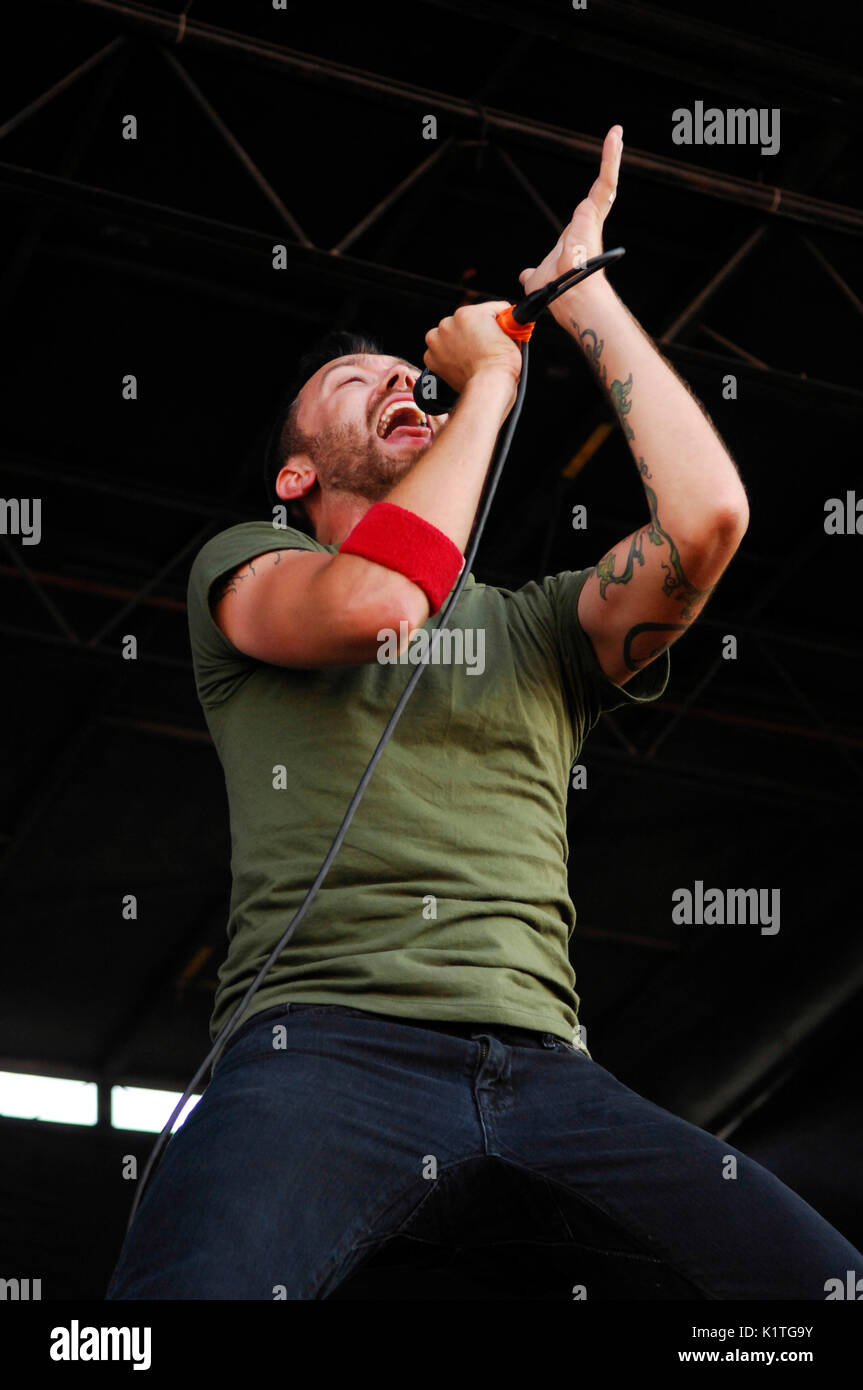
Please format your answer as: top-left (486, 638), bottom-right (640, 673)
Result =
top-left (275, 456), bottom-right (318, 504)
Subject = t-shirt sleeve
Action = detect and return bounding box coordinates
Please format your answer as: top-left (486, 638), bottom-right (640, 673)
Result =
top-left (513, 566), bottom-right (670, 736)
top-left (186, 520), bottom-right (326, 708)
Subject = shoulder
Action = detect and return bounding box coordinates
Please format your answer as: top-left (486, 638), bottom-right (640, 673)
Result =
top-left (188, 520), bottom-right (332, 596)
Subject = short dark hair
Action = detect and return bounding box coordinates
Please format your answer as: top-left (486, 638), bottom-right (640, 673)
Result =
top-left (263, 328), bottom-right (384, 533)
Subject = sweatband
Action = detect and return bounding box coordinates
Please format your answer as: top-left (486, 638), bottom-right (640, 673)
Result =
top-left (339, 501), bottom-right (465, 614)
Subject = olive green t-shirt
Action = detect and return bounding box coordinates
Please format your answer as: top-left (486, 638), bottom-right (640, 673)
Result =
top-left (186, 520), bottom-right (670, 1051)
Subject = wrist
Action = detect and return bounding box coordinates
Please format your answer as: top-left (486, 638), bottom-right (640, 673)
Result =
top-left (463, 362), bottom-right (520, 410)
top-left (551, 271), bottom-right (617, 331)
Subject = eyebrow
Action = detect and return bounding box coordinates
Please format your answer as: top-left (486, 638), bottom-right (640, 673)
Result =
top-left (321, 356), bottom-right (416, 385)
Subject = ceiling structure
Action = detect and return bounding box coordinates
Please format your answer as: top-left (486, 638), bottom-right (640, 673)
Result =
top-left (1, 0), bottom-right (861, 1296)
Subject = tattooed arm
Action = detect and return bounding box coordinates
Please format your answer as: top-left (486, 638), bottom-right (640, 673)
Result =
top-left (565, 285), bottom-right (747, 683)
top-left (520, 126), bottom-right (749, 685)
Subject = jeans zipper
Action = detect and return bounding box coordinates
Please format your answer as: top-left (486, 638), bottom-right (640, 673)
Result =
top-left (478, 1037), bottom-right (489, 1064)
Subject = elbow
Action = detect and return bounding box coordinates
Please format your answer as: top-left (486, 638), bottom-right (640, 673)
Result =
top-left (356, 578), bottom-right (431, 656)
top-left (713, 494), bottom-right (750, 550)
top-left (673, 496), bottom-right (748, 582)
top-left (376, 579), bottom-right (432, 651)
top-left (687, 493), bottom-right (749, 558)
top-left (329, 554), bottom-right (429, 656)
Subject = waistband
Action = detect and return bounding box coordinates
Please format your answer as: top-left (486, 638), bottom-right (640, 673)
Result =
top-left (216, 1001), bottom-right (568, 1061)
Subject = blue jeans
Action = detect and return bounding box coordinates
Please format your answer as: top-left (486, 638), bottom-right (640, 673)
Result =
top-left (105, 1003), bottom-right (863, 1300)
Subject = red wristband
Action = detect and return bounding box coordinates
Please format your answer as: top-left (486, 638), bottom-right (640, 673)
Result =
top-left (339, 502), bottom-right (465, 614)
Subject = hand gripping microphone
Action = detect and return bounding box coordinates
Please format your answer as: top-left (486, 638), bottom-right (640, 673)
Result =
top-left (414, 248), bottom-right (625, 415)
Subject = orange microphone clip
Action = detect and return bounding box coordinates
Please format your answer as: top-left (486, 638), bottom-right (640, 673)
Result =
top-left (495, 306), bottom-right (536, 342)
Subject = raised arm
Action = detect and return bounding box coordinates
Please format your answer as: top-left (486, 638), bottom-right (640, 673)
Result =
top-left (520, 126), bottom-right (749, 685)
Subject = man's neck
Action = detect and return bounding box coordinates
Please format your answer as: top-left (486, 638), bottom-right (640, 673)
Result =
top-left (314, 495), bottom-right (375, 547)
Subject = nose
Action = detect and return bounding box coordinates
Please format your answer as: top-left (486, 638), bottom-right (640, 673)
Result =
top-left (383, 364), bottom-right (415, 393)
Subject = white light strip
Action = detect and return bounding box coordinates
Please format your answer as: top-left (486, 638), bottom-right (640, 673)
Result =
top-left (0, 1070), bottom-right (97, 1125)
top-left (111, 1085), bottom-right (202, 1134)
top-left (0, 1072), bottom-right (203, 1132)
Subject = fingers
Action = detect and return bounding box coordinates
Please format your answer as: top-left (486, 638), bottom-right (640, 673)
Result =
top-left (587, 124), bottom-right (623, 218)
top-left (449, 300), bottom-right (512, 320)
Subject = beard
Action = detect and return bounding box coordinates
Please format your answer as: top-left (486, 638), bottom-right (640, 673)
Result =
top-left (306, 419), bottom-right (431, 504)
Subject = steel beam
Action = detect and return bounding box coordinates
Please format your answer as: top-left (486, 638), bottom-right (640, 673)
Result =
top-left (417, 0), bottom-right (862, 113)
top-left (162, 49), bottom-right (312, 246)
top-left (0, 537), bottom-right (79, 642)
top-left (86, 520), bottom-right (214, 646)
top-left (660, 225), bottom-right (769, 344)
top-left (0, 563), bottom-right (186, 612)
top-left (0, 453), bottom-right (251, 520)
top-left (644, 530), bottom-right (827, 760)
top-left (801, 235), bottom-right (863, 318)
top-left (4, 162), bottom-right (862, 414)
top-left (0, 37), bottom-right (124, 141)
top-left (697, 325), bottom-right (769, 369)
top-left (330, 139), bottom-right (453, 256)
top-left (57, 1), bottom-right (863, 234)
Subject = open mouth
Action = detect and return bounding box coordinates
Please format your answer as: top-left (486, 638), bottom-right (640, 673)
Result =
top-left (375, 399), bottom-right (430, 440)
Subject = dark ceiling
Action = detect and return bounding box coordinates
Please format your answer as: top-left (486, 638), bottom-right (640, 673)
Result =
top-left (1, 0), bottom-right (861, 1299)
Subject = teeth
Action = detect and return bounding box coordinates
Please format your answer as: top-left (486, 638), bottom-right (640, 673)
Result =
top-left (376, 400), bottom-right (428, 437)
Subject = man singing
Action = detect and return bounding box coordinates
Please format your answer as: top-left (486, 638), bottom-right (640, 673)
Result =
top-left (107, 127), bottom-right (862, 1300)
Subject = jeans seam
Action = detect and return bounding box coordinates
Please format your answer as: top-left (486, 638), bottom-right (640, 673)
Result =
top-left (484, 1155), bottom-right (717, 1298)
top-left (304, 1166), bottom-right (463, 1299)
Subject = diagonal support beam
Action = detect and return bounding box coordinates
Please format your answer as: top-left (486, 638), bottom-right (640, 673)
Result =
top-left (0, 536), bottom-right (79, 642)
top-left (0, 37), bottom-right (130, 310)
top-left (697, 325), bottom-right (769, 369)
top-left (330, 138), bottom-right (454, 256)
top-left (752, 636), bottom-right (863, 788)
top-left (800, 235), bottom-right (863, 318)
top-left (161, 49), bottom-right (313, 247)
top-left (494, 146), bottom-right (561, 234)
top-left (661, 224), bottom-right (769, 344)
top-left (0, 37), bottom-right (124, 141)
top-left (86, 520), bottom-right (216, 646)
top-left (644, 530), bottom-right (826, 759)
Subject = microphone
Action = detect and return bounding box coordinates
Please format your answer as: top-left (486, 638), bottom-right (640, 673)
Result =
top-left (414, 248), bottom-right (625, 418)
top-left (413, 368), bottom-right (458, 416)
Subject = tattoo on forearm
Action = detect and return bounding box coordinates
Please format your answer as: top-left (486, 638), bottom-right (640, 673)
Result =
top-left (570, 320), bottom-right (634, 441)
top-left (571, 318), bottom-right (715, 636)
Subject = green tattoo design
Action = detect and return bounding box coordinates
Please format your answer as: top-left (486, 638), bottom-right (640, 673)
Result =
top-left (596, 461), bottom-right (713, 620)
top-left (570, 321), bottom-right (634, 441)
top-left (572, 316), bottom-right (715, 627)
